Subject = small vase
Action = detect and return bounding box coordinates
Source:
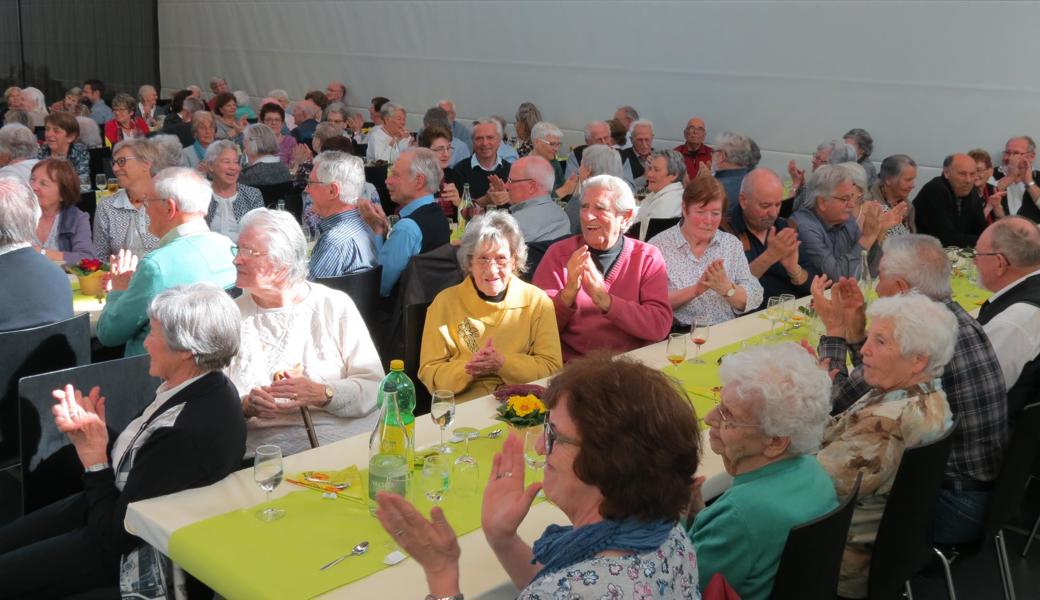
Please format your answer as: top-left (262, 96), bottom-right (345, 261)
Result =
top-left (77, 272), bottom-right (107, 297)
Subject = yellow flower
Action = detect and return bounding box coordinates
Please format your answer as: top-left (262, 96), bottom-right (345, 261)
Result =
top-left (508, 394), bottom-right (545, 417)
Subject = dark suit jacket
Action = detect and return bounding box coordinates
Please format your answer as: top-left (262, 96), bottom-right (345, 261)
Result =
top-left (913, 175), bottom-right (987, 247)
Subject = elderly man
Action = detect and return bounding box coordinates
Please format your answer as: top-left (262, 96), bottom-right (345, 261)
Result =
top-left (713, 131), bottom-right (756, 207)
top-left (975, 217), bottom-right (1040, 418)
top-left (359, 148), bottom-right (450, 297)
top-left (613, 105), bottom-right (639, 148)
top-left (621, 119), bottom-right (654, 190)
top-left (306, 151), bottom-right (379, 279)
top-left (992, 136), bottom-right (1040, 223)
top-left (366, 102), bottom-right (410, 163)
top-left (162, 95), bottom-right (204, 148)
top-left (788, 139), bottom-right (859, 213)
top-left (96, 167), bottom-right (236, 356)
top-left (449, 118), bottom-right (511, 206)
top-left (814, 233), bottom-right (1007, 545)
top-left (506, 156), bottom-right (570, 243)
top-left (564, 121), bottom-right (613, 178)
top-left (914, 154), bottom-right (987, 247)
top-left (789, 164), bottom-right (882, 280)
top-left (0, 124), bottom-right (41, 182)
top-left (724, 168), bottom-right (810, 303)
top-left (631, 149), bottom-right (686, 241)
top-left (325, 81), bottom-right (347, 104)
top-left (291, 99), bottom-right (321, 148)
top-left (436, 99), bottom-right (471, 151)
top-left (423, 106), bottom-right (468, 166)
top-left (0, 176), bottom-right (73, 331)
top-left (673, 117), bottom-right (713, 177)
top-left (82, 79), bottom-right (113, 126)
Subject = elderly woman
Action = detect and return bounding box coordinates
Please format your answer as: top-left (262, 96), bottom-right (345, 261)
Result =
top-left (563, 144), bottom-right (625, 233)
top-left (4, 86), bottom-right (24, 113)
top-left (0, 123), bottom-right (40, 182)
top-left (260, 102), bottom-right (296, 166)
top-left (20, 87), bottom-right (47, 128)
top-left (4, 110), bottom-right (31, 127)
top-left (789, 139), bottom-right (860, 212)
top-left (533, 174), bottom-right (672, 360)
top-left (136, 84), bottom-right (163, 128)
top-left (867, 154), bottom-right (917, 235)
top-left (649, 175), bottom-right (763, 327)
top-left (38, 112), bottom-right (90, 178)
top-left (513, 102), bottom-right (542, 158)
top-left (0, 283), bottom-right (246, 597)
top-left (30, 159), bottom-right (96, 265)
top-left (530, 121), bottom-right (565, 193)
top-left (228, 208), bottom-right (384, 456)
top-left (969, 148), bottom-right (1002, 221)
top-left (812, 286), bottom-right (957, 599)
top-left (76, 116), bottom-right (103, 148)
top-left (419, 124), bottom-right (462, 218)
top-left (202, 140), bottom-right (264, 241)
top-left (376, 355), bottom-right (702, 598)
top-left (49, 86), bottom-right (89, 116)
top-left (687, 344), bottom-right (838, 600)
top-left (633, 149), bottom-right (687, 241)
top-left (419, 212), bottom-right (562, 402)
top-left (366, 102), bottom-right (411, 162)
top-left (211, 91), bottom-right (245, 141)
top-left (240, 123), bottom-right (292, 187)
top-left (103, 93), bottom-right (149, 146)
top-left (233, 90), bottom-right (256, 121)
top-left (93, 138), bottom-right (162, 258)
top-left (844, 128), bottom-right (878, 187)
top-left (181, 110), bottom-right (217, 168)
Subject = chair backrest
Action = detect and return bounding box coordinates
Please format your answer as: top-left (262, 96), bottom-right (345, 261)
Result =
top-left (867, 421), bottom-right (958, 600)
top-left (18, 354), bottom-right (161, 514)
top-left (981, 402), bottom-right (1040, 540)
top-left (256, 182), bottom-right (296, 210)
top-left (771, 472), bottom-right (863, 600)
top-left (0, 314), bottom-right (91, 469)
top-left (404, 302), bottom-right (432, 416)
top-left (522, 235), bottom-right (570, 282)
top-left (315, 266), bottom-right (382, 331)
top-left (645, 217), bottom-right (682, 240)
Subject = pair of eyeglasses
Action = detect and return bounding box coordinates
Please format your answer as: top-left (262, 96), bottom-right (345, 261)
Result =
top-left (545, 416), bottom-right (580, 455)
top-left (974, 251), bottom-right (1006, 263)
top-left (506, 177), bottom-right (533, 185)
top-left (305, 178), bottom-right (329, 189)
top-left (230, 245), bottom-right (266, 257)
top-left (112, 156), bottom-right (143, 167)
top-left (474, 256), bottom-right (511, 267)
top-left (714, 402), bottom-right (760, 430)
top-left (831, 194), bottom-right (863, 204)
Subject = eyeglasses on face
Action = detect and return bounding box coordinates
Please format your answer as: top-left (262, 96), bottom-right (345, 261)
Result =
top-left (112, 156), bottom-right (143, 167)
top-left (714, 401), bottom-right (760, 430)
top-left (545, 416), bottom-right (580, 455)
top-left (474, 255), bottom-right (511, 267)
top-left (230, 245), bottom-right (266, 257)
top-left (506, 177), bottom-right (533, 185)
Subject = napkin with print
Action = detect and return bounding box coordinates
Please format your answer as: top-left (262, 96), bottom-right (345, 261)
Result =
top-left (286, 466), bottom-right (364, 502)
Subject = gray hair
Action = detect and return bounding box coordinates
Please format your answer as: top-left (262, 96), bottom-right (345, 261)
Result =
top-left (989, 216), bottom-right (1040, 267)
top-left (615, 105), bottom-right (639, 122)
top-left (867, 292), bottom-right (957, 378)
top-left (313, 122), bottom-right (341, 147)
top-left (313, 151), bottom-right (365, 206)
top-left (582, 174), bottom-right (636, 214)
top-left (243, 123), bottom-right (278, 156)
top-left (844, 128), bottom-right (874, 159)
top-left (147, 282), bottom-right (240, 371)
top-left (238, 208), bottom-right (308, 284)
top-left (806, 164), bottom-right (853, 209)
top-left (583, 121), bottom-right (609, 143)
top-left (515, 156), bottom-right (556, 195)
top-left (75, 117), bottom-right (102, 148)
top-left (0, 176), bottom-right (38, 246)
top-left (232, 90), bottom-right (250, 108)
top-left (268, 89), bottom-right (289, 104)
top-left (113, 138), bottom-right (160, 174)
top-left (379, 102), bottom-right (405, 122)
top-left (471, 117), bottom-right (503, 139)
top-left (880, 234), bottom-right (952, 300)
top-left (137, 85), bottom-right (157, 102)
top-left (21, 87), bottom-right (45, 113)
top-left (401, 147), bottom-right (443, 194)
top-left (836, 162), bottom-right (867, 193)
top-left (325, 102), bottom-right (349, 122)
top-left (0, 124), bottom-right (39, 159)
top-left (183, 96), bottom-right (205, 115)
top-left (191, 111), bottom-right (215, 136)
top-left (651, 149), bottom-right (686, 181)
top-left (203, 139), bottom-right (242, 166)
top-left (514, 102), bottom-right (543, 135)
top-left (718, 343), bottom-right (833, 455)
top-left (818, 139), bottom-right (858, 164)
top-left (153, 167), bottom-right (212, 214)
top-left (580, 145), bottom-right (623, 177)
top-left (1011, 135), bottom-right (1037, 154)
top-left (531, 121), bottom-right (562, 142)
top-left (209, 76), bottom-right (227, 88)
top-left (878, 154), bottom-right (917, 187)
top-left (457, 211), bottom-right (529, 274)
top-left (296, 100), bottom-right (321, 120)
top-left (629, 119), bottom-right (654, 136)
top-left (150, 134), bottom-right (188, 171)
top-left (3, 111), bottom-right (30, 127)
top-left (66, 86), bottom-right (83, 97)
top-left (422, 106), bottom-right (451, 130)
top-left (715, 131), bottom-right (755, 167)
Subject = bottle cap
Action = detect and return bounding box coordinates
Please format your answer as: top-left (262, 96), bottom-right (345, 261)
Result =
top-left (389, 359), bottom-right (404, 371)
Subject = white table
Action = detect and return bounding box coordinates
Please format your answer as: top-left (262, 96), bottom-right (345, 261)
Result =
top-left (125, 306), bottom-right (784, 598)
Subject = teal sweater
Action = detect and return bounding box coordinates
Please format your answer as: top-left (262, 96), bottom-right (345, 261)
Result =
top-left (96, 224), bottom-right (235, 356)
top-left (689, 455), bottom-right (838, 600)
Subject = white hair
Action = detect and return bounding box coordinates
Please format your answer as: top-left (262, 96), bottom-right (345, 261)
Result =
top-left (880, 234), bottom-right (952, 300)
top-left (242, 123), bottom-right (278, 156)
top-left (718, 343), bottom-right (833, 455)
top-left (629, 119), bottom-right (654, 135)
top-left (232, 90), bottom-right (251, 107)
top-left (582, 174), bottom-right (636, 214)
top-left (313, 151), bottom-right (365, 206)
top-left (238, 208), bottom-right (308, 284)
top-left (20, 87), bottom-right (45, 113)
top-left (401, 147), bottom-right (443, 194)
top-left (583, 121), bottom-right (609, 143)
top-left (531, 121), bottom-right (562, 142)
top-left (806, 164), bottom-right (854, 209)
top-left (137, 85), bottom-right (157, 101)
top-left (150, 134), bottom-right (189, 170)
top-left (471, 117), bottom-right (503, 139)
top-left (867, 292), bottom-right (957, 378)
top-left (379, 102), bottom-right (405, 122)
top-left (75, 117), bottom-right (102, 148)
top-left (714, 131), bottom-right (755, 167)
top-left (0, 124), bottom-right (39, 159)
top-left (580, 145), bottom-right (623, 177)
top-left (203, 139), bottom-right (241, 166)
top-left (457, 211), bottom-right (528, 274)
top-left (148, 282), bottom-right (240, 371)
top-left (0, 176), bottom-right (38, 246)
top-left (268, 89), bottom-right (289, 105)
top-left (153, 167), bottom-right (212, 214)
top-left (836, 161), bottom-right (867, 193)
top-left (516, 156), bottom-right (556, 195)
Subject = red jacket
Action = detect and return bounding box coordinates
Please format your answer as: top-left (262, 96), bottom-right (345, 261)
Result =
top-left (104, 117), bottom-right (150, 146)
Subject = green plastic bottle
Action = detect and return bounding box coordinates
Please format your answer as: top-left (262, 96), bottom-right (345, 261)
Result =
top-left (378, 360), bottom-right (416, 467)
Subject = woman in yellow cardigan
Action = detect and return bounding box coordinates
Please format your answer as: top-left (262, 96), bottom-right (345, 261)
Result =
top-left (419, 212), bottom-right (563, 402)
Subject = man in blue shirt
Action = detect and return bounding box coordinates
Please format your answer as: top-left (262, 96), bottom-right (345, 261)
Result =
top-left (437, 99), bottom-right (471, 151)
top-left (714, 131), bottom-right (755, 210)
top-left (359, 148), bottom-right (450, 296)
top-left (83, 79), bottom-right (114, 126)
top-left (306, 151), bottom-right (378, 280)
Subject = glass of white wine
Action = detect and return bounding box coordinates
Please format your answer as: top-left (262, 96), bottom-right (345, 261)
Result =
top-left (765, 297), bottom-right (782, 339)
top-left (95, 173), bottom-right (107, 192)
top-left (420, 454), bottom-right (451, 504)
top-left (666, 333), bottom-right (687, 366)
top-left (431, 390), bottom-right (456, 454)
top-left (253, 444), bottom-right (285, 521)
top-left (689, 317), bottom-right (710, 364)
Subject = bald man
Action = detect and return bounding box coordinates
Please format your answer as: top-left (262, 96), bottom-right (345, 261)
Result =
top-left (325, 81), bottom-right (346, 104)
top-left (913, 153), bottom-right (988, 247)
top-left (674, 117), bottom-right (713, 177)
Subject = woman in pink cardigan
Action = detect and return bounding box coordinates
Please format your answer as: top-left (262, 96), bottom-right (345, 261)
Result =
top-left (533, 174), bottom-right (672, 360)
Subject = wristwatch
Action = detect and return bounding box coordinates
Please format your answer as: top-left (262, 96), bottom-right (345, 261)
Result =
top-left (725, 285), bottom-right (737, 298)
top-left (85, 462), bottom-right (110, 473)
top-left (323, 385), bottom-right (335, 405)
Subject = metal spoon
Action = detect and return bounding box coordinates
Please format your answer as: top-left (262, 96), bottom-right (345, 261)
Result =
top-left (450, 428), bottom-right (503, 443)
top-left (304, 475), bottom-right (351, 489)
top-left (319, 541), bottom-right (369, 570)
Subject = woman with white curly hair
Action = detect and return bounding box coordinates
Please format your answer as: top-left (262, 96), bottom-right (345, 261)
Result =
top-left (687, 343), bottom-right (838, 600)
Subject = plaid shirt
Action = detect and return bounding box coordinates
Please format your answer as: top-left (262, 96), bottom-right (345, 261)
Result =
top-left (819, 298), bottom-right (1007, 483)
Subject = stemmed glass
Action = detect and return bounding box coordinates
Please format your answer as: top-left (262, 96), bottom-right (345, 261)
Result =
top-left (765, 297), bottom-right (782, 339)
top-left (253, 445), bottom-right (285, 521)
top-left (666, 333), bottom-right (687, 366)
top-left (524, 426), bottom-right (546, 470)
top-left (779, 294), bottom-right (796, 334)
top-left (431, 390), bottom-right (456, 454)
top-left (452, 427), bottom-right (480, 497)
top-left (689, 317), bottom-right (710, 364)
top-left (420, 455), bottom-right (451, 504)
top-left (95, 174), bottom-right (108, 192)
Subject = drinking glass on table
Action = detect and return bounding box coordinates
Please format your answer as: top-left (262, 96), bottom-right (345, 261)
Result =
top-left (524, 425), bottom-right (546, 470)
top-left (452, 427), bottom-right (480, 497)
top-left (666, 333), bottom-right (687, 366)
top-left (253, 444), bottom-right (285, 521)
top-left (779, 293), bottom-right (796, 333)
top-left (420, 454), bottom-right (451, 504)
top-left (431, 390), bottom-right (456, 454)
top-left (689, 317), bottom-right (710, 364)
top-left (95, 174), bottom-right (107, 192)
top-left (765, 296), bottom-right (782, 339)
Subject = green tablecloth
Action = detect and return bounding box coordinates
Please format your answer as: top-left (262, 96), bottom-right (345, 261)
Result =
top-left (168, 424), bottom-right (539, 600)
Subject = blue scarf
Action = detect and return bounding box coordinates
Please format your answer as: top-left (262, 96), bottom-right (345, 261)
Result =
top-left (193, 141), bottom-right (206, 161)
top-left (530, 518), bottom-right (675, 582)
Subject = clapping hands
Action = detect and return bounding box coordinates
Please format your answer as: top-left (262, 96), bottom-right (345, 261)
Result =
top-left (466, 338), bottom-right (504, 376)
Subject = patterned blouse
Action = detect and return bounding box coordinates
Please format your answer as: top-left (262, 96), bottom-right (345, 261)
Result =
top-left (648, 226), bottom-right (763, 326)
top-left (517, 525), bottom-right (701, 600)
top-left (38, 142), bottom-right (90, 179)
top-left (817, 380), bottom-right (952, 599)
top-left (92, 190), bottom-right (160, 259)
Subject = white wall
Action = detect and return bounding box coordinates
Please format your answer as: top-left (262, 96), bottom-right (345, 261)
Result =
top-left (158, 0), bottom-right (1040, 181)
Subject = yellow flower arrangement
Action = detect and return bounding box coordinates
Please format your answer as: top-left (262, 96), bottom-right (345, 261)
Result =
top-left (496, 393), bottom-right (547, 427)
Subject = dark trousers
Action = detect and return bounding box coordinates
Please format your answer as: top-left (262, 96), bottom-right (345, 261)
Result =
top-left (0, 492), bottom-right (119, 598)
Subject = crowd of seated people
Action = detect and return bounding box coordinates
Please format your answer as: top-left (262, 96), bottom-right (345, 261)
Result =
top-left (1, 76), bottom-right (1038, 600)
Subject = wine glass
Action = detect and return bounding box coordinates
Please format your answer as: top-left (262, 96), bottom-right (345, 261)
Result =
top-left (524, 425), bottom-right (546, 470)
top-left (666, 333), bottom-right (687, 366)
top-left (253, 445), bottom-right (285, 521)
top-left (765, 297), bottom-right (782, 339)
top-left (452, 427), bottom-right (480, 498)
top-left (430, 390), bottom-right (456, 454)
top-left (689, 318), bottom-right (710, 364)
top-left (420, 455), bottom-right (451, 504)
top-left (95, 174), bottom-right (107, 192)
top-left (779, 294), bottom-right (796, 334)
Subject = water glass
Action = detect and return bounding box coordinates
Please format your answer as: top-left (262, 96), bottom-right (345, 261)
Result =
top-left (79, 174), bottom-right (90, 193)
top-left (779, 294), bottom-right (796, 333)
top-left (765, 297), bottom-right (782, 339)
top-left (95, 174), bottom-right (107, 192)
top-left (253, 445), bottom-right (285, 521)
top-left (524, 425), bottom-right (546, 470)
top-left (430, 390), bottom-right (456, 454)
top-left (666, 333), bottom-right (687, 366)
top-left (420, 455), bottom-right (451, 503)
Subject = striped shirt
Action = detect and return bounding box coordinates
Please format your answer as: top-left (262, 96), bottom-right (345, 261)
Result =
top-left (307, 209), bottom-right (378, 280)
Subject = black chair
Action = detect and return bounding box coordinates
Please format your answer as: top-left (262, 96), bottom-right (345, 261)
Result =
top-left (937, 402), bottom-right (1040, 600)
top-left (403, 302), bottom-right (432, 416)
top-left (867, 422), bottom-right (958, 600)
top-left (771, 472), bottom-right (862, 600)
top-left (523, 235), bottom-right (571, 282)
top-left (625, 217), bottom-right (681, 241)
top-left (255, 181), bottom-right (295, 208)
top-left (18, 355), bottom-right (161, 514)
top-left (88, 146), bottom-right (112, 181)
top-left (315, 265), bottom-right (383, 331)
